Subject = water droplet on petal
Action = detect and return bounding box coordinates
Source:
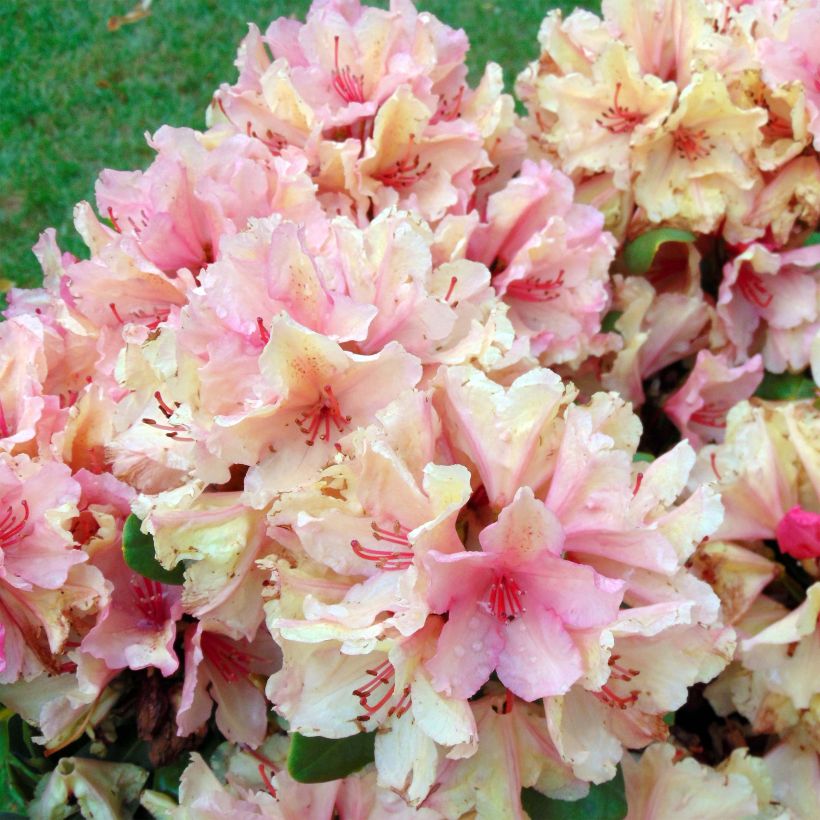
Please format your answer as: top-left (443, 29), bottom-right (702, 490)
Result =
top-left (454, 646), bottom-right (465, 658)
top-left (471, 641), bottom-right (483, 651)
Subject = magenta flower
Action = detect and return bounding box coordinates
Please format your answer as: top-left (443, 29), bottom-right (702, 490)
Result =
top-left (776, 505), bottom-right (820, 560)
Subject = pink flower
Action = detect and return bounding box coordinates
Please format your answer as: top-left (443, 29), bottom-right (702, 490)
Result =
top-left (0, 455), bottom-right (107, 683)
top-left (718, 242), bottom-right (820, 372)
top-left (664, 350), bottom-right (763, 447)
top-left (220, 314), bottom-right (422, 503)
top-left (758, 1), bottom-right (820, 150)
top-left (736, 155), bottom-right (820, 247)
top-left (96, 126), bottom-right (320, 275)
top-left (171, 749), bottom-right (340, 818)
top-left (691, 401), bottom-right (814, 543)
top-left (0, 316), bottom-right (55, 452)
top-left (776, 505), bottom-right (820, 560)
top-left (55, 470), bottom-right (182, 676)
top-left (81, 548), bottom-right (182, 677)
top-left (210, 1), bottom-right (522, 222)
top-left (424, 487), bottom-right (624, 701)
top-left (467, 160), bottom-right (616, 366)
top-left (177, 621), bottom-right (280, 748)
top-left (622, 743), bottom-right (759, 820)
top-left (434, 364), bottom-right (576, 509)
top-left (604, 270), bottom-right (712, 406)
top-left (601, 0), bottom-right (716, 87)
top-left (763, 738), bottom-right (820, 820)
top-left (425, 684), bottom-right (585, 818)
top-left (216, 0), bottom-right (470, 137)
top-left (53, 220), bottom-right (191, 343)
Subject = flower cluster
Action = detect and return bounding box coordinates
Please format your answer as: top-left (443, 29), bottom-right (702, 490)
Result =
top-left (1, 0), bottom-right (819, 817)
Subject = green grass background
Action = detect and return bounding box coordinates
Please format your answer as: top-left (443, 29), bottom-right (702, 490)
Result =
top-left (0, 1), bottom-right (593, 291)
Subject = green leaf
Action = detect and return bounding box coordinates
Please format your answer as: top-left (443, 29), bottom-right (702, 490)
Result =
top-left (754, 371), bottom-right (815, 401)
top-left (287, 732), bottom-right (375, 784)
top-left (522, 767), bottom-right (627, 820)
top-left (0, 711), bottom-right (28, 814)
top-left (632, 452), bottom-right (655, 463)
top-left (623, 228), bottom-right (696, 276)
top-left (663, 712), bottom-right (675, 726)
top-left (152, 753), bottom-right (191, 800)
top-left (122, 514), bottom-right (185, 585)
top-left (804, 232), bottom-right (820, 246)
top-left (601, 310), bottom-right (623, 334)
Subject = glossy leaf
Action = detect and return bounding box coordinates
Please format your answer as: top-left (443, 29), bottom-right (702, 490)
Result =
top-left (0, 711), bottom-right (28, 814)
top-left (754, 371), bottom-right (815, 401)
top-left (633, 452), bottom-right (655, 463)
top-left (521, 766), bottom-right (627, 819)
top-left (601, 310), bottom-right (623, 333)
top-left (122, 513), bottom-right (185, 585)
top-left (623, 228), bottom-right (696, 275)
top-left (152, 753), bottom-right (190, 800)
top-left (287, 732), bottom-right (375, 784)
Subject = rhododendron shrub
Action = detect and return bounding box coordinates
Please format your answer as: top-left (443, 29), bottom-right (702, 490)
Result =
top-left (1, 0), bottom-right (819, 817)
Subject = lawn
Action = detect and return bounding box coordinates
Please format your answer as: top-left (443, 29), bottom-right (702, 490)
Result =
top-left (0, 0), bottom-right (593, 293)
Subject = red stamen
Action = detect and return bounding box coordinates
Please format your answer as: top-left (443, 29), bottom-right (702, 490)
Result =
top-left (296, 385), bottom-right (351, 446)
top-left (632, 472), bottom-right (643, 496)
top-left (353, 660), bottom-right (397, 719)
top-left (164, 431), bottom-right (195, 442)
top-left (710, 452), bottom-right (722, 481)
top-left (375, 136), bottom-right (431, 190)
top-left (154, 391), bottom-right (176, 419)
top-left (593, 684), bottom-right (639, 709)
top-left (672, 126), bottom-right (713, 161)
top-left (472, 165), bottom-right (500, 187)
top-left (332, 36), bottom-right (366, 104)
top-left (107, 207), bottom-right (121, 232)
top-left (433, 86), bottom-right (465, 123)
top-left (596, 82), bottom-right (645, 134)
top-left (258, 764), bottom-right (278, 799)
top-left (145, 308), bottom-right (170, 330)
top-left (736, 265), bottom-right (773, 308)
top-left (371, 521), bottom-right (411, 545)
top-left (256, 317), bottom-right (270, 345)
top-left (487, 574), bottom-right (526, 623)
top-left (388, 686), bottom-right (412, 718)
top-left (201, 632), bottom-right (257, 683)
top-left (109, 303), bottom-right (125, 325)
top-left (130, 576), bottom-right (167, 627)
top-left (690, 402), bottom-right (730, 429)
top-left (608, 654), bottom-right (640, 682)
top-left (503, 689), bottom-right (514, 714)
top-left (444, 276), bottom-right (458, 303)
top-left (351, 522), bottom-right (413, 570)
top-left (241, 745), bottom-right (279, 771)
top-left (0, 500), bottom-right (29, 549)
top-left (505, 269), bottom-right (565, 303)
